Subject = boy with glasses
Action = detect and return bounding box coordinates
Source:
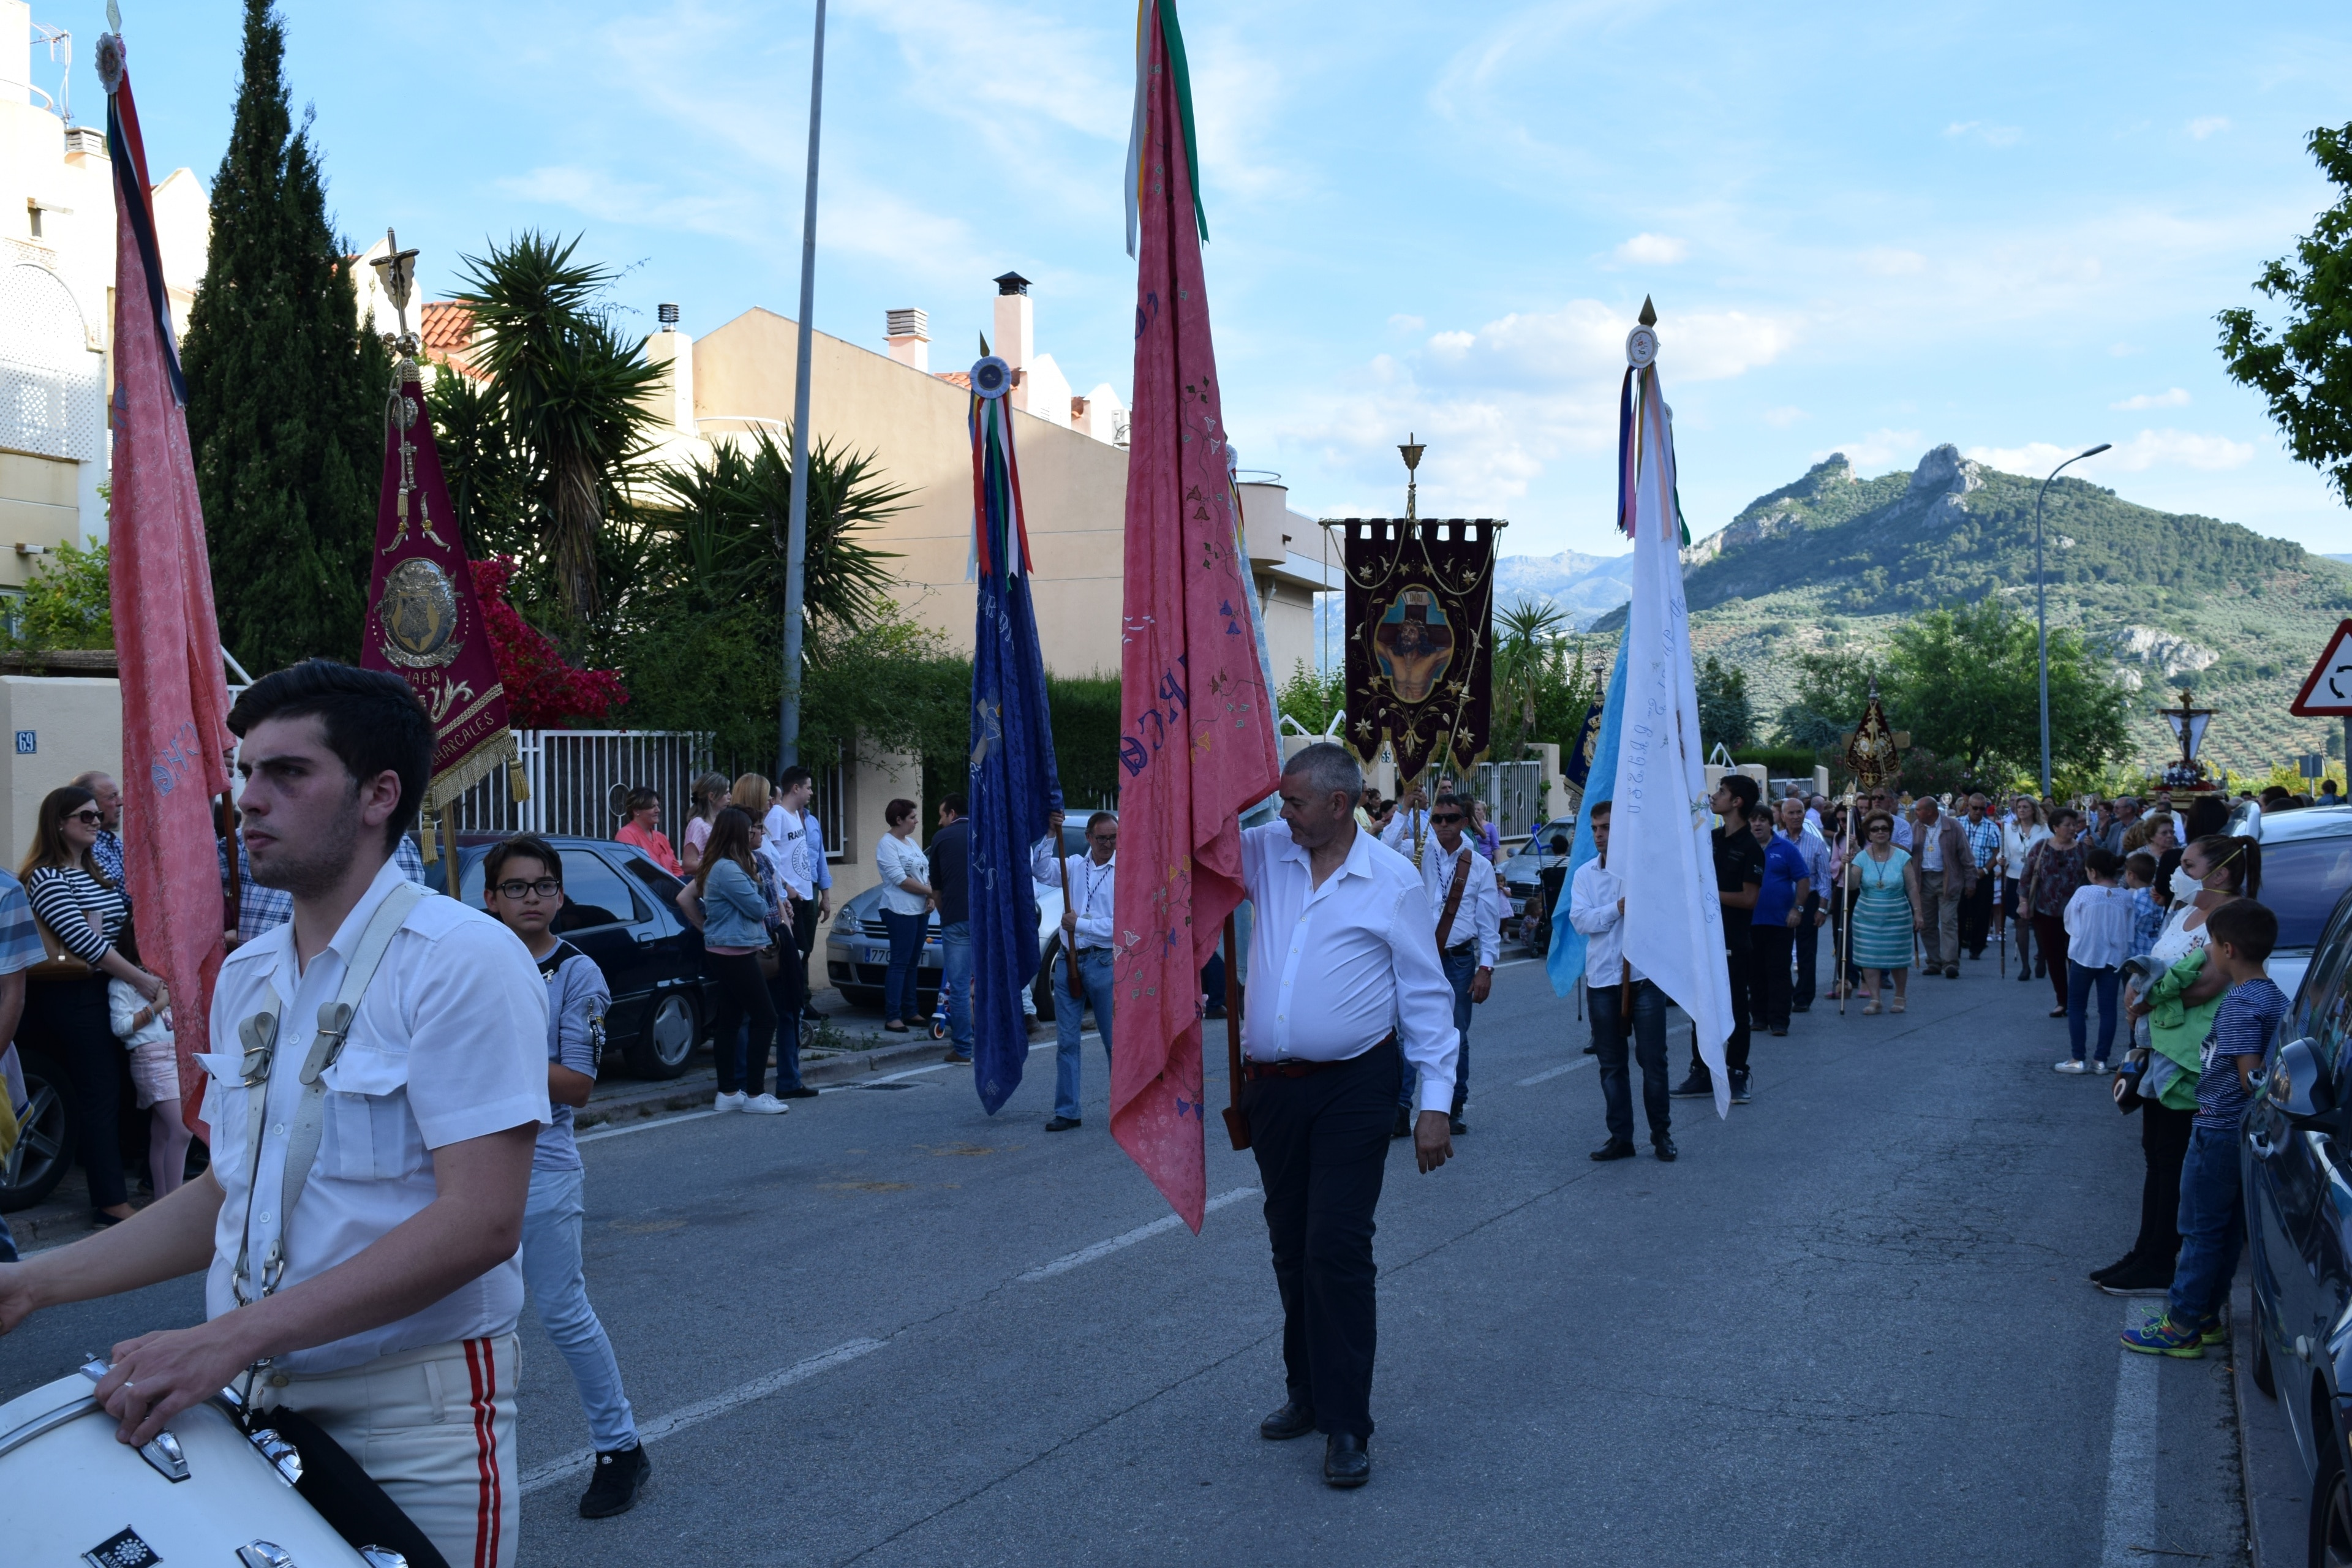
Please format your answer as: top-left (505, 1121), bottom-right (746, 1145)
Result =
top-left (483, 835), bottom-right (651, 1518)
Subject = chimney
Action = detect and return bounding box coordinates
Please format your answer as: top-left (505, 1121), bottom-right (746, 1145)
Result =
top-left (657, 303), bottom-right (680, 333)
top-left (992, 271), bottom-right (1033, 412)
top-left (884, 306), bottom-right (929, 372)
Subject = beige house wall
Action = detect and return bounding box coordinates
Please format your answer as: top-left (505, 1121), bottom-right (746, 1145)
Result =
top-left (0, 448), bottom-right (81, 588)
top-left (0, 675), bottom-right (119, 862)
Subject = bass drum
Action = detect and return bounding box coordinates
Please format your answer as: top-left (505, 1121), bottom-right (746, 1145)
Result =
top-left (0, 1370), bottom-right (377, 1567)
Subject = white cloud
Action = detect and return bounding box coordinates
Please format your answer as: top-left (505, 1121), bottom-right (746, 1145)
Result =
top-left (2188, 115), bottom-right (2231, 140)
top-left (1944, 121), bottom-right (2023, 147)
top-left (1859, 247), bottom-right (1928, 276)
top-left (1961, 428), bottom-right (2254, 477)
top-left (1388, 314), bottom-right (1426, 332)
top-left (1762, 405), bottom-right (1806, 429)
top-left (2111, 388), bottom-right (2190, 410)
top-left (1418, 299), bottom-right (1799, 389)
top-left (1817, 429), bottom-right (1924, 472)
top-left (1616, 232), bottom-right (1688, 265)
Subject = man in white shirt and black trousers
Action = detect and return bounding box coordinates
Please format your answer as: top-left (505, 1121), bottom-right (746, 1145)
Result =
top-left (1409, 791), bottom-right (1497, 1137)
top-left (0, 661), bottom-right (550, 1568)
top-left (1034, 809), bottom-right (1118, 1131)
top-left (1571, 800), bottom-right (1675, 1161)
top-left (1242, 744), bottom-right (1457, 1490)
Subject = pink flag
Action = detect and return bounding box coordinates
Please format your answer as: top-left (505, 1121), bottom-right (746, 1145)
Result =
top-left (98, 29), bottom-right (235, 1134)
top-left (1109, 0), bottom-right (1283, 1232)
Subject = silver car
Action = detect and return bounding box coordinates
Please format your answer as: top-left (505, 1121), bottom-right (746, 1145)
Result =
top-left (2245, 803), bottom-right (2352, 1004)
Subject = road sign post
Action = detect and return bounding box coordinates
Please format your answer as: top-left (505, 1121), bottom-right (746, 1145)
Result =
top-left (2289, 619), bottom-right (2352, 778)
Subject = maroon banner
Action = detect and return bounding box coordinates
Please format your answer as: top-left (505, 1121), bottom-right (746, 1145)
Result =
top-left (360, 360), bottom-right (517, 813)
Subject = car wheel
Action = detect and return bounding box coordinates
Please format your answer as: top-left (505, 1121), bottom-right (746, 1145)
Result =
top-left (0, 1048), bottom-right (75, 1212)
top-left (1035, 938), bottom-right (1062, 1023)
top-left (2312, 1428), bottom-right (2352, 1568)
top-left (626, 990), bottom-right (700, 1080)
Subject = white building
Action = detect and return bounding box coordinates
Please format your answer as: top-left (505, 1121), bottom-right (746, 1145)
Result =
top-left (0, 1), bottom-right (207, 594)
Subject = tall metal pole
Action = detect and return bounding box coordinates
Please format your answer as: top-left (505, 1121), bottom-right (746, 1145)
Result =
top-left (777, 0), bottom-right (827, 777)
top-left (2034, 442), bottom-right (2112, 797)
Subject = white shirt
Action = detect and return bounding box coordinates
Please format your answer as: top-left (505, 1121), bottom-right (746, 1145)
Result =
top-left (1889, 815), bottom-right (1914, 851)
top-left (875, 832), bottom-right (931, 916)
top-left (198, 858), bottom-right (549, 1376)
top-left (765, 804), bottom-right (812, 900)
top-left (1422, 836), bottom-right (1500, 968)
top-left (1918, 818), bottom-right (1943, 871)
top-left (1569, 856), bottom-right (1643, 987)
top-left (1782, 824), bottom-right (1833, 899)
top-left (1379, 809), bottom-right (1433, 860)
top-left (2064, 883), bottom-right (2138, 971)
top-left (2002, 821), bottom-right (2049, 880)
top-left (1239, 821), bottom-right (1458, 1113)
top-left (1033, 843), bottom-right (1117, 949)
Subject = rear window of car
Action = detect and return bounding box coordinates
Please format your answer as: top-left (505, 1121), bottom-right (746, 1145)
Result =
top-left (2261, 837), bottom-right (2352, 950)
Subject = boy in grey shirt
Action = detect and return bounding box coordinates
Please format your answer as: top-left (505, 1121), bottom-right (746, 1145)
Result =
top-left (484, 835), bottom-right (649, 1518)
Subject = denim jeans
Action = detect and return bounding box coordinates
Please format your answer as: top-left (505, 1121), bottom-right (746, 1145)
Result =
top-left (941, 920), bottom-right (973, 1057)
top-left (1590, 976), bottom-right (1670, 1144)
top-left (2067, 961), bottom-right (2120, 1063)
top-left (521, 1166), bottom-right (640, 1452)
top-left (1055, 946), bottom-right (1117, 1121)
top-left (2168, 1122), bottom-right (2245, 1326)
top-left (881, 908), bottom-right (927, 1023)
top-left (1409, 944), bottom-right (1479, 1117)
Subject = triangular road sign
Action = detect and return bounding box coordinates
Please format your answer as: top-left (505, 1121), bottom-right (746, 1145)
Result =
top-left (2291, 619), bottom-right (2352, 715)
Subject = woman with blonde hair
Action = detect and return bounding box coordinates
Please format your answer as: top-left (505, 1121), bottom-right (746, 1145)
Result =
top-left (680, 770), bottom-right (732, 877)
top-left (18, 785), bottom-right (165, 1224)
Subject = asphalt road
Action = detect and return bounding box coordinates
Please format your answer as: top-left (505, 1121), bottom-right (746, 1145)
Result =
top-left (1, 942), bottom-right (2253, 1566)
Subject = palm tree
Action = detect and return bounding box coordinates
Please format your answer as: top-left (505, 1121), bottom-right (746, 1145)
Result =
top-left (450, 233), bottom-right (663, 622)
top-left (1493, 598), bottom-right (1569, 752)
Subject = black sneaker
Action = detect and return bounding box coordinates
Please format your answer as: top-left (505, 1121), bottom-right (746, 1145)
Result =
top-left (580, 1442), bottom-right (650, 1518)
top-left (801, 1005), bottom-right (826, 1022)
top-left (2088, 1253), bottom-right (2139, 1284)
top-left (1668, 1071), bottom-right (1713, 1099)
top-left (1730, 1070), bottom-right (1752, 1105)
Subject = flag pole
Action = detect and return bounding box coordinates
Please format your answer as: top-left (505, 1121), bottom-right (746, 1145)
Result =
top-left (1057, 835), bottom-right (1076, 1005)
top-left (1221, 914), bottom-right (1248, 1151)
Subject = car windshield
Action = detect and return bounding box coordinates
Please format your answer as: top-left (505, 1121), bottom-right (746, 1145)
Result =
top-left (2261, 836), bottom-right (2352, 949)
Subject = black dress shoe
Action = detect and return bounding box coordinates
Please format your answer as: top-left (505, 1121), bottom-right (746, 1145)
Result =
top-left (1652, 1134), bottom-right (1678, 1161)
top-left (1589, 1139), bottom-right (1636, 1161)
top-left (779, 1087), bottom-right (821, 1098)
top-left (1259, 1400), bottom-right (1317, 1441)
top-left (1324, 1432), bottom-right (1370, 1488)
top-left (1448, 1116), bottom-right (1467, 1136)
top-left (1045, 1115), bottom-right (1082, 1131)
top-left (1581, 1043), bottom-right (1598, 1055)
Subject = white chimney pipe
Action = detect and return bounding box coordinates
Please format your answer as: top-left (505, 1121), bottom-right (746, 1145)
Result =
top-left (884, 306), bottom-right (929, 372)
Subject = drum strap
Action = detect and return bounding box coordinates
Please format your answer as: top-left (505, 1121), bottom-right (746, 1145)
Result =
top-left (230, 881), bottom-right (426, 1312)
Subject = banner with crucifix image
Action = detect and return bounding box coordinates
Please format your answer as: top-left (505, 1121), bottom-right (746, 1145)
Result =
top-left (1336, 517), bottom-right (1499, 784)
top-left (358, 232), bottom-right (521, 838)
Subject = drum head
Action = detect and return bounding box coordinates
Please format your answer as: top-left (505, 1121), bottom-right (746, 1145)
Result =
top-left (0, 1373), bottom-right (371, 1566)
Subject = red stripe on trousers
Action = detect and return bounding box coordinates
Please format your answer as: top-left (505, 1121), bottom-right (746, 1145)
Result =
top-left (463, 1337), bottom-right (500, 1568)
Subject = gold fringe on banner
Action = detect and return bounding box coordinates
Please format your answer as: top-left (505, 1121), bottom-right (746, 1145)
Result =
top-left (422, 727), bottom-right (521, 815)
top-left (508, 758), bottom-right (530, 804)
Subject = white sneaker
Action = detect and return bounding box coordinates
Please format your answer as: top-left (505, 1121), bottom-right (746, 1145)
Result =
top-left (2053, 1059), bottom-right (2087, 1074)
top-left (741, 1093), bottom-right (790, 1115)
top-left (2092, 1060), bottom-right (2116, 1075)
top-left (713, 1091), bottom-right (748, 1113)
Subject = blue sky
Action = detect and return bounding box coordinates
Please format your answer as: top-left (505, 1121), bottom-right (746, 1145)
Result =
top-left (89, 0), bottom-right (2352, 559)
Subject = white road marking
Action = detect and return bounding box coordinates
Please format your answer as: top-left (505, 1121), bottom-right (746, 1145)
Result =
top-left (521, 1338), bottom-right (888, 1494)
top-left (577, 1109), bottom-right (719, 1145)
top-left (1019, 1187), bottom-right (1261, 1283)
top-left (1516, 1058), bottom-right (1596, 1087)
top-left (2100, 1301), bottom-right (2160, 1566)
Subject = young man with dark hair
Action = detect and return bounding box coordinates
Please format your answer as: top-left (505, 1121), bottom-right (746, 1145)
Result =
top-left (2123, 897), bottom-right (2286, 1358)
top-left (1674, 774), bottom-right (1763, 1103)
top-left (482, 834), bottom-right (650, 1518)
top-left (765, 765), bottom-right (831, 1022)
top-left (1416, 791), bottom-right (1497, 1136)
top-left (0, 660), bottom-right (550, 1567)
top-left (927, 794), bottom-right (973, 1065)
top-left (1572, 801), bottom-right (1675, 1161)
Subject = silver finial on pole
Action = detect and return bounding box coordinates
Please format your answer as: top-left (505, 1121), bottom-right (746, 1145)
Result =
top-left (369, 227), bottom-right (420, 345)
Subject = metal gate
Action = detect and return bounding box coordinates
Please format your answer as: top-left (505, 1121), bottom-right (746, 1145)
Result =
top-left (1476, 759), bottom-right (1544, 840)
top-left (442, 730), bottom-right (714, 839)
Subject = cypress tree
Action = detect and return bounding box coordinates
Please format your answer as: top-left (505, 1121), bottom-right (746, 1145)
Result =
top-left (182, 0), bottom-right (386, 671)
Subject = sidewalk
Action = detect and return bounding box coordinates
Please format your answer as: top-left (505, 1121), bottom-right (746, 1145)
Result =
top-left (2233, 1281), bottom-right (2309, 1568)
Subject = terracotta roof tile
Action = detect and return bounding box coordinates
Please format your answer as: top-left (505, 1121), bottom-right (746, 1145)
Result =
top-left (935, 370), bottom-right (971, 391)
top-left (418, 301), bottom-right (483, 376)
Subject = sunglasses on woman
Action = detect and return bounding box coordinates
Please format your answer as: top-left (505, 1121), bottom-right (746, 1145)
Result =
top-left (66, 809), bottom-right (102, 826)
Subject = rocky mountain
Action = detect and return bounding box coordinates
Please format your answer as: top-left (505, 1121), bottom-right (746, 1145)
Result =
top-left (1494, 548), bottom-right (1637, 627)
top-left (1589, 445), bottom-right (2352, 778)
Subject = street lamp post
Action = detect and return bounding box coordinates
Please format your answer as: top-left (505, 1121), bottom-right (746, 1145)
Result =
top-left (2035, 442), bottom-right (2112, 796)
top-left (777, 0), bottom-right (827, 777)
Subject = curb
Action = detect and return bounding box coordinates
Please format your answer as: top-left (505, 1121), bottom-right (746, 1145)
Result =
top-left (572, 1028), bottom-right (1020, 1131)
top-left (2233, 1281), bottom-right (2307, 1568)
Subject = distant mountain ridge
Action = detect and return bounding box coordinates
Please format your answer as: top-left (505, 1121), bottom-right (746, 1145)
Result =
top-left (1587, 444), bottom-right (2352, 775)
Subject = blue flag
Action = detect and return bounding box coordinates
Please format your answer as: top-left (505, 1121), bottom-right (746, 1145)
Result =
top-left (1547, 638), bottom-right (1627, 996)
top-left (967, 364), bottom-right (1061, 1113)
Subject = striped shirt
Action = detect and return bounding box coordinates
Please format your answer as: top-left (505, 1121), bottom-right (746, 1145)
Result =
top-left (2128, 887), bottom-right (2166, 957)
top-left (217, 832), bottom-right (295, 944)
top-left (1962, 816), bottom-right (2002, 872)
top-left (2195, 976), bottom-right (2288, 1131)
top-left (26, 864), bottom-right (129, 963)
top-left (0, 871), bottom-right (46, 974)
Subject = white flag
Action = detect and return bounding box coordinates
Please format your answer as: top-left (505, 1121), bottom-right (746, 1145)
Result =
top-left (1611, 363), bottom-right (1735, 1117)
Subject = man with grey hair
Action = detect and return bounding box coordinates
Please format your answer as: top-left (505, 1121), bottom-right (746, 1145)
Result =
top-left (1241, 741), bottom-right (1455, 1489)
top-left (74, 769), bottom-right (124, 890)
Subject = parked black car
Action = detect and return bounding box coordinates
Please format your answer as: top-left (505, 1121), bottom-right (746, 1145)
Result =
top-left (450, 834), bottom-right (722, 1080)
top-left (2242, 880), bottom-right (2352, 1560)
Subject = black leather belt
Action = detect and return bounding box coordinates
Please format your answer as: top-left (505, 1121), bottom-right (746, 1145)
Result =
top-left (1243, 1033), bottom-right (1396, 1080)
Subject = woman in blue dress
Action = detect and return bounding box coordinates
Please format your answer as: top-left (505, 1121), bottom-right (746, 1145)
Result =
top-left (1849, 809), bottom-right (1923, 1015)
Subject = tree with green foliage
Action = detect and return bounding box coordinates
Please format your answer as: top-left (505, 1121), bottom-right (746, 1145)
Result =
top-left (1276, 660), bottom-right (1344, 737)
top-left (181, 0), bottom-right (388, 671)
top-left (1883, 600), bottom-right (2129, 785)
top-left (448, 232), bottom-right (665, 624)
top-left (1771, 648), bottom-right (1875, 756)
top-left (1695, 654), bottom-right (1754, 754)
top-left (4, 540), bottom-right (111, 651)
top-left (2218, 121), bottom-right (2352, 508)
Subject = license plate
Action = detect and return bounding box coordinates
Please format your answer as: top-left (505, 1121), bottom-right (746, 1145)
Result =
top-left (867, 947), bottom-right (889, 962)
